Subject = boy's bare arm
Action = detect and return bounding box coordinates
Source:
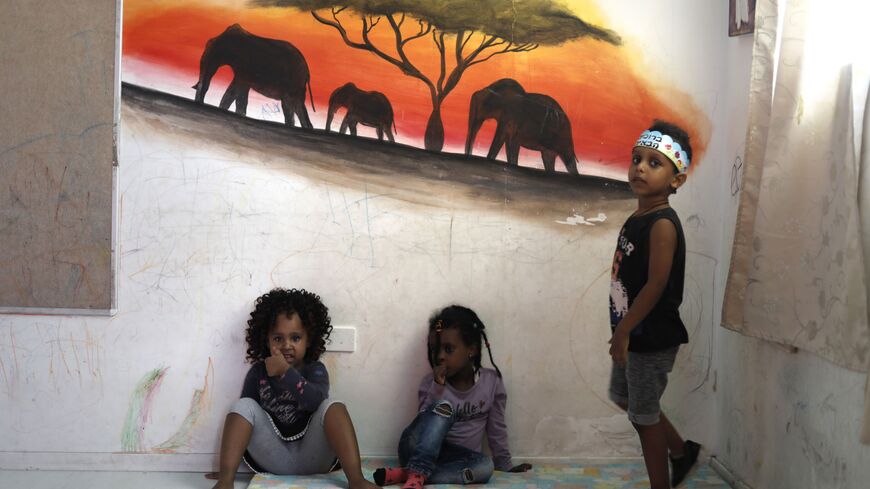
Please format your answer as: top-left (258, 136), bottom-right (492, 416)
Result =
top-left (610, 219), bottom-right (678, 363)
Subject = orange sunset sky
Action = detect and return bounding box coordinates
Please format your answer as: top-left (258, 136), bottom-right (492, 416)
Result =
top-left (122, 0), bottom-right (709, 180)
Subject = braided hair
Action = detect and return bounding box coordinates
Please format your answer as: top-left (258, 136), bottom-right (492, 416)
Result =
top-left (427, 305), bottom-right (501, 377)
top-left (244, 288), bottom-right (333, 364)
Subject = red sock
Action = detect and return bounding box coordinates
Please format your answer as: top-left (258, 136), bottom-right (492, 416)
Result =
top-left (401, 471), bottom-right (425, 489)
top-left (373, 466), bottom-right (408, 486)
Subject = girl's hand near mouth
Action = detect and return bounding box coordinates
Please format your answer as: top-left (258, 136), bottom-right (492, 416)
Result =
top-left (266, 344), bottom-right (291, 377)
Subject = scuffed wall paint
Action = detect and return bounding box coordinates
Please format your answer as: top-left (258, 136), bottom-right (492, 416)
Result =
top-left (714, 330), bottom-right (870, 489)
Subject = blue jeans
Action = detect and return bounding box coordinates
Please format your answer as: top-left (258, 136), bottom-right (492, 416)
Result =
top-left (398, 400), bottom-right (494, 484)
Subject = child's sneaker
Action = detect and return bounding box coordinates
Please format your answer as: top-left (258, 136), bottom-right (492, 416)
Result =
top-left (373, 467), bottom-right (407, 486)
top-left (670, 439), bottom-right (701, 487)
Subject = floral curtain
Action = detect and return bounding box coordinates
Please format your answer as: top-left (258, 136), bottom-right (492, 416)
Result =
top-left (721, 0), bottom-right (870, 442)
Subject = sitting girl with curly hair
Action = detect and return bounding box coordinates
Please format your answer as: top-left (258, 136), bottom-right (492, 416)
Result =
top-left (208, 288), bottom-right (378, 489)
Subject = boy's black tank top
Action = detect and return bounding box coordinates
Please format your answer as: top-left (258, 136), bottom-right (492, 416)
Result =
top-left (609, 206), bottom-right (688, 352)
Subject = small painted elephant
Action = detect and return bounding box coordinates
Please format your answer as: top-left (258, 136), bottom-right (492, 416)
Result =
top-left (466, 78), bottom-right (578, 175)
top-left (192, 24), bottom-right (314, 128)
top-left (325, 83), bottom-right (396, 142)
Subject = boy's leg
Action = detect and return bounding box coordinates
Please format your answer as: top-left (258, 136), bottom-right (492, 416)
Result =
top-left (624, 348), bottom-right (679, 489)
top-left (425, 442), bottom-right (494, 485)
top-left (396, 400), bottom-right (456, 478)
top-left (633, 421), bottom-right (670, 489)
top-left (659, 413), bottom-right (686, 456)
top-left (620, 407), bottom-right (689, 461)
top-left (660, 412), bottom-right (701, 487)
top-left (321, 402), bottom-right (379, 489)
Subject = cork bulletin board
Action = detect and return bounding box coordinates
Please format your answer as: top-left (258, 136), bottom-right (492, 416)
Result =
top-left (0, 0), bottom-right (119, 312)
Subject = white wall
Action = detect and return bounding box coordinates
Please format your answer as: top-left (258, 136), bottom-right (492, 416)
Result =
top-left (0, 0), bottom-right (801, 477)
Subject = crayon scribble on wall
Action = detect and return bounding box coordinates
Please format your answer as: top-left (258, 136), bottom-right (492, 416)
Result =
top-left (121, 359), bottom-right (214, 453)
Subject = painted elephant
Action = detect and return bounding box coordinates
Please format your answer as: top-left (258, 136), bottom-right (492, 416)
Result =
top-left (325, 83), bottom-right (396, 142)
top-left (464, 78), bottom-right (526, 155)
top-left (465, 78), bottom-right (579, 175)
top-left (192, 24), bottom-right (314, 128)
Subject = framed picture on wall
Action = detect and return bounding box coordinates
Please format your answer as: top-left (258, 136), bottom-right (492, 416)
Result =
top-left (729, 0), bottom-right (756, 36)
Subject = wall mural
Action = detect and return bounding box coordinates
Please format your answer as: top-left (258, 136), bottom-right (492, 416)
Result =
top-left (122, 0), bottom-right (707, 185)
top-left (114, 0), bottom-right (715, 458)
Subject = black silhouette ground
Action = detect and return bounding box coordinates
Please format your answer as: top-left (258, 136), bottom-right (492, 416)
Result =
top-left (121, 83), bottom-right (633, 229)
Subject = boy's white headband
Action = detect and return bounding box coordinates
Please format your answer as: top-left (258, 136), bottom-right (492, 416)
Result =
top-left (633, 130), bottom-right (690, 173)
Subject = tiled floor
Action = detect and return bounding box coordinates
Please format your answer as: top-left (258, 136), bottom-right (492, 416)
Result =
top-left (0, 458), bottom-right (729, 489)
top-left (250, 458), bottom-right (728, 489)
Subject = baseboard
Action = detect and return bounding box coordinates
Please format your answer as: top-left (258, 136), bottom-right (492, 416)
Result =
top-left (710, 456), bottom-right (754, 489)
top-left (0, 452), bottom-right (219, 472)
top-left (0, 452), bottom-right (644, 472)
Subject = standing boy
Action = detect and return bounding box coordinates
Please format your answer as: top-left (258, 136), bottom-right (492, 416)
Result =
top-left (609, 120), bottom-right (701, 488)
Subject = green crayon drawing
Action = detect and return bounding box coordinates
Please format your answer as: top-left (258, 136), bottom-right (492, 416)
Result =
top-left (121, 359), bottom-right (213, 453)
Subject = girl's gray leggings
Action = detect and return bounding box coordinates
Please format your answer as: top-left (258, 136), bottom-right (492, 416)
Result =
top-left (230, 397), bottom-right (340, 474)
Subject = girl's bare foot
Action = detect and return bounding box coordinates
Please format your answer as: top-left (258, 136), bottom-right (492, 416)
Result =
top-left (210, 481), bottom-right (235, 489)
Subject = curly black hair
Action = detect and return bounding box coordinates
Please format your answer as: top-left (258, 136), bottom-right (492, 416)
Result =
top-left (244, 288), bottom-right (332, 364)
top-left (649, 120), bottom-right (692, 171)
top-left (427, 305), bottom-right (501, 377)
top-left (640, 120), bottom-right (692, 194)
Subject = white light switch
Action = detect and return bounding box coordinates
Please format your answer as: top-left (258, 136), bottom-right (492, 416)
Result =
top-left (327, 325), bottom-right (356, 352)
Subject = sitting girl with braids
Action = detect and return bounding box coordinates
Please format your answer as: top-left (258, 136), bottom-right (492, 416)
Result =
top-left (372, 305), bottom-right (532, 488)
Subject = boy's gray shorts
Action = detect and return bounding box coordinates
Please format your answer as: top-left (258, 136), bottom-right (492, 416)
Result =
top-left (230, 397), bottom-right (340, 475)
top-left (609, 347), bottom-right (678, 426)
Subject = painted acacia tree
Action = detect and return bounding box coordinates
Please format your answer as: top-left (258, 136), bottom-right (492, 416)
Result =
top-left (254, 0), bottom-right (621, 151)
